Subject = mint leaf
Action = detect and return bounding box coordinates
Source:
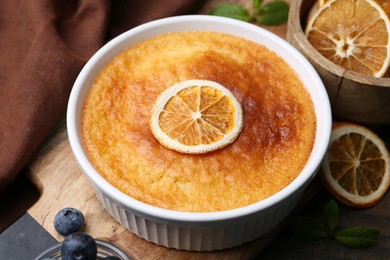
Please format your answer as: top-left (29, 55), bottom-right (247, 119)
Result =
top-left (289, 199), bottom-right (380, 248)
top-left (335, 227), bottom-right (380, 248)
top-left (253, 0), bottom-right (263, 10)
top-left (209, 1), bottom-right (289, 26)
top-left (255, 1), bottom-right (289, 25)
top-left (324, 199), bottom-right (339, 236)
top-left (288, 216), bottom-right (329, 240)
top-left (210, 4), bottom-right (251, 22)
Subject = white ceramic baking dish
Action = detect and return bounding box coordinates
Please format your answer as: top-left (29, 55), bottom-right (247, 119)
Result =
top-left (67, 15), bottom-right (332, 251)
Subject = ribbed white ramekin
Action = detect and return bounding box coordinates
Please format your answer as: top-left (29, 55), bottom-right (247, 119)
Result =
top-left (67, 15), bottom-right (332, 251)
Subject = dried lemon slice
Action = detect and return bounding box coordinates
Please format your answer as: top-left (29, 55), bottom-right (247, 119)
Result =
top-left (150, 80), bottom-right (243, 154)
top-left (320, 122), bottom-right (390, 207)
top-left (315, 0), bottom-right (390, 12)
top-left (305, 0), bottom-right (390, 77)
top-left (308, 0), bottom-right (390, 20)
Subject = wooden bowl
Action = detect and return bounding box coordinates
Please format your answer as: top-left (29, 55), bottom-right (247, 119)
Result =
top-left (287, 0), bottom-right (390, 125)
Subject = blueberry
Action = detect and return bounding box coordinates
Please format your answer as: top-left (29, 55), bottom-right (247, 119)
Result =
top-left (61, 231), bottom-right (97, 260)
top-left (54, 207), bottom-right (85, 236)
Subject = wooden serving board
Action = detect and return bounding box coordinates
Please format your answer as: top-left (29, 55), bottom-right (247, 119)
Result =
top-left (26, 1), bottom-right (315, 259)
top-left (26, 123), bottom-right (320, 260)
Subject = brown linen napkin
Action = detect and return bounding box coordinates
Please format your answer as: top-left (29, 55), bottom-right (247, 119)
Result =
top-left (0, 0), bottom-right (205, 192)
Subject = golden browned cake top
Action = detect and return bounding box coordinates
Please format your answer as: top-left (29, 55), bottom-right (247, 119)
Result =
top-left (82, 31), bottom-right (316, 212)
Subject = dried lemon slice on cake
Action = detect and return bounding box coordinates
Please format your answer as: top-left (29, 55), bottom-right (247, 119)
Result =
top-left (150, 80), bottom-right (243, 154)
top-left (305, 0), bottom-right (390, 77)
top-left (320, 122), bottom-right (390, 207)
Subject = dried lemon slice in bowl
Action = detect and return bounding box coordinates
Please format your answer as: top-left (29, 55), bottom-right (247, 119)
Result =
top-left (305, 0), bottom-right (390, 77)
top-left (320, 122), bottom-right (390, 207)
top-left (150, 80), bottom-right (243, 154)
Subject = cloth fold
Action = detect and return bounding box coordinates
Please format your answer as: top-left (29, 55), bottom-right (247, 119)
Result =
top-left (0, 0), bottom-right (205, 192)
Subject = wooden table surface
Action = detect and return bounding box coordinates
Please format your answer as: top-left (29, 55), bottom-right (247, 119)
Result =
top-left (25, 0), bottom-right (390, 259)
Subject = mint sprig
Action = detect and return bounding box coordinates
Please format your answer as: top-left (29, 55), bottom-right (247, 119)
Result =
top-left (209, 4), bottom-right (251, 22)
top-left (254, 1), bottom-right (289, 25)
top-left (335, 227), bottom-right (380, 248)
top-left (287, 216), bottom-right (329, 240)
top-left (324, 198), bottom-right (339, 236)
top-left (209, 0), bottom-right (289, 26)
top-left (288, 199), bottom-right (380, 248)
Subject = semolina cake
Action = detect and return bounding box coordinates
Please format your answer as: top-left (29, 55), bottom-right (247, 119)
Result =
top-left (81, 31), bottom-right (317, 212)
